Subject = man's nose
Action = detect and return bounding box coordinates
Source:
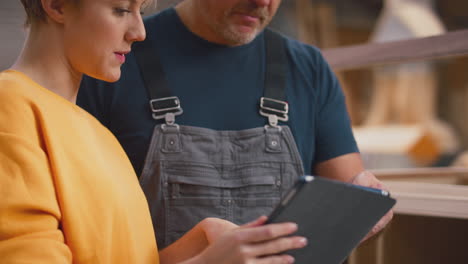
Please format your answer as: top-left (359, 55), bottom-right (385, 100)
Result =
top-left (250, 0), bottom-right (272, 7)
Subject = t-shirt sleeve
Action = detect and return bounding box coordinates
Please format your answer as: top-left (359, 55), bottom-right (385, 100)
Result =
top-left (314, 53), bottom-right (359, 162)
top-left (0, 133), bottom-right (72, 263)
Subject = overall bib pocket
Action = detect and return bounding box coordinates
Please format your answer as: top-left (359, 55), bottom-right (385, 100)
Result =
top-left (162, 160), bottom-right (284, 244)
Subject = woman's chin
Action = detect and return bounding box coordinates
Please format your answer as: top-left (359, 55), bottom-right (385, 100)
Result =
top-left (89, 70), bottom-right (121, 83)
top-left (105, 75), bottom-right (121, 83)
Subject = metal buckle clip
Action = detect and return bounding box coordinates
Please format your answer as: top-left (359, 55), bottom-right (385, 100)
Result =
top-left (149, 96), bottom-right (183, 120)
top-left (259, 97), bottom-right (289, 124)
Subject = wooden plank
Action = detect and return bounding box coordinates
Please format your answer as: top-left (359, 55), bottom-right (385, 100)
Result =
top-left (373, 167), bottom-right (468, 185)
top-left (370, 168), bottom-right (468, 219)
top-left (373, 167), bottom-right (468, 179)
top-left (323, 29), bottom-right (468, 70)
top-left (382, 181), bottom-right (468, 219)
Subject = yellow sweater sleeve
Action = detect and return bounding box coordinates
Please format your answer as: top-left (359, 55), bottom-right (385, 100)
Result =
top-left (0, 133), bottom-right (72, 263)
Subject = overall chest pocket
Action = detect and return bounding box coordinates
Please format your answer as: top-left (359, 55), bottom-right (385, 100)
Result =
top-left (164, 161), bottom-right (283, 197)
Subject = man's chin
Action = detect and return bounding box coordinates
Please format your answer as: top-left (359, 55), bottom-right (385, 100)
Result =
top-left (224, 27), bottom-right (259, 46)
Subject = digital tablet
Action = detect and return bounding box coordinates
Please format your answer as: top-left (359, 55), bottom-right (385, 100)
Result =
top-left (266, 175), bottom-right (396, 264)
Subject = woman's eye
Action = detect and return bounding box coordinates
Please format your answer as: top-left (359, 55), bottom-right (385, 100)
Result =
top-left (114, 8), bottom-right (131, 16)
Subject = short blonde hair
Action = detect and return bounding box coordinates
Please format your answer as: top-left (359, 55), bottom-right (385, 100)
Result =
top-left (20, 0), bottom-right (49, 26)
top-left (20, 0), bottom-right (155, 26)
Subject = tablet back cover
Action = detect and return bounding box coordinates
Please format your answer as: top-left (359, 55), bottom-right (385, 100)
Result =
top-left (267, 176), bottom-right (396, 264)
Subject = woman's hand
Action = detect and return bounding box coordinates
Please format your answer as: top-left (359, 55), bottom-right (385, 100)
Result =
top-left (197, 217), bottom-right (239, 244)
top-left (189, 216), bottom-right (307, 264)
top-left (199, 215), bottom-right (269, 244)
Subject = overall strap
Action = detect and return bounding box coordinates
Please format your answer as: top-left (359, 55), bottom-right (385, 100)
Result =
top-left (260, 29), bottom-right (289, 127)
top-left (133, 35), bottom-right (182, 125)
top-left (133, 27), bottom-right (288, 127)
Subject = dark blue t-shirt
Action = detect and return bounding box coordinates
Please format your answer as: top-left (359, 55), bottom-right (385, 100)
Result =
top-left (77, 8), bottom-right (359, 176)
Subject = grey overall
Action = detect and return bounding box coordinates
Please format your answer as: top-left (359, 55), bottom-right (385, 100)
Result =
top-left (133, 28), bottom-right (304, 248)
top-left (140, 123), bottom-right (305, 248)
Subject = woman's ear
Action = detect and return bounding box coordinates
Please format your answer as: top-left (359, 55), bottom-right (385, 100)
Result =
top-left (41, 0), bottom-right (67, 24)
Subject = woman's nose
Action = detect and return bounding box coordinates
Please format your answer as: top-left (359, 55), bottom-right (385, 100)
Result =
top-left (126, 15), bottom-right (146, 43)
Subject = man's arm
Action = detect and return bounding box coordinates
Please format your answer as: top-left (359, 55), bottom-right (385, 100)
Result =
top-left (315, 152), bottom-right (394, 240)
top-left (314, 152), bottom-right (364, 182)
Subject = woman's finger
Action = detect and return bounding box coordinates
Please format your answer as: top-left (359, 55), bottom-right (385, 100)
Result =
top-left (241, 215), bottom-right (268, 228)
top-left (256, 254), bottom-right (295, 264)
top-left (250, 236), bottom-right (307, 257)
top-left (233, 222), bottom-right (299, 244)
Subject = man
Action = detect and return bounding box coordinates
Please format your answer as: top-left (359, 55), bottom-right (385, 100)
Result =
top-left (78, 0), bottom-right (392, 249)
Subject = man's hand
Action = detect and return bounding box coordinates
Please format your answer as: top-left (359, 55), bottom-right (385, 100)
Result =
top-left (351, 170), bottom-right (394, 242)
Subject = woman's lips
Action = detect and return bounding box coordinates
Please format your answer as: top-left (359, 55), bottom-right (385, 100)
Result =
top-left (115, 53), bottom-right (126, 64)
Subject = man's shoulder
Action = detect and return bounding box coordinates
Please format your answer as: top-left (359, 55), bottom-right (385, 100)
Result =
top-left (143, 7), bottom-right (175, 28)
top-left (267, 30), bottom-right (319, 53)
top-left (267, 30), bottom-right (328, 71)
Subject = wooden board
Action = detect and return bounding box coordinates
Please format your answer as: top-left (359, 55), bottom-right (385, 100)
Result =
top-left (372, 168), bottom-right (468, 219)
top-left (383, 181), bottom-right (468, 219)
top-left (323, 29), bottom-right (468, 70)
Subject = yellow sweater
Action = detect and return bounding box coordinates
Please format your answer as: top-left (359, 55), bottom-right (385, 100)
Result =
top-left (0, 70), bottom-right (159, 263)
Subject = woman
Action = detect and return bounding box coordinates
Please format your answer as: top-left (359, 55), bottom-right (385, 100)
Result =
top-left (0, 0), bottom-right (306, 263)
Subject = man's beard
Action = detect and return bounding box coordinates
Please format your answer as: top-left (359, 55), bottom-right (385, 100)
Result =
top-left (214, 2), bottom-right (270, 46)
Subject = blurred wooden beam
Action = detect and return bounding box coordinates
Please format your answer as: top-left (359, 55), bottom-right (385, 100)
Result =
top-left (295, 0), bottom-right (317, 45)
top-left (371, 167), bottom-right (468, 219)
top-left (383, 181), bottom-right (468, 219)
top-left (323, 29), bottom-right (468, 70)
top-left (373, 167), bottom-right (468, 182)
